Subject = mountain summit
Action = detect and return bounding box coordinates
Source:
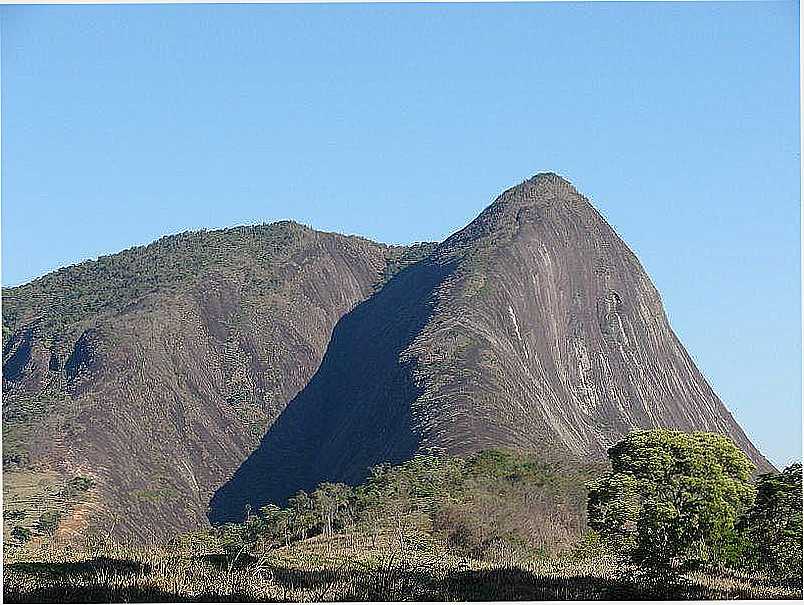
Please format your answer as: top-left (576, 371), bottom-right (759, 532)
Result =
top-left (210, 172), bottom-right (768, 521)
top-left (2, 173), bottom-right (768, 539)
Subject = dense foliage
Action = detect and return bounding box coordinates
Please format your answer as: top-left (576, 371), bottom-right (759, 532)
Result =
top-left (209, 450), bottom-right (594, 567)
top-left (737, 462), bottom-right (803, 579)
top-left (587, 428), bottom-right (804, 585)
top-left (587, 429), bottom-right (757, 570)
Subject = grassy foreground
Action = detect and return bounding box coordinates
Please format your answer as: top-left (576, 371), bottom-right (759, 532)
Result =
top-left (4, 447), bottom-right (802, 601)
top-left (4, 528), bottom-right (801, 602)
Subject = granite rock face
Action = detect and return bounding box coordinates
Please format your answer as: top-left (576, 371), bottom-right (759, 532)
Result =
top-left (2, 223), bottom-right (420, 537)
top-left (408, 173), bottom-right (765, 463)
top-left (3, 174), bottom-right (769, 538)
top-left (210, 173), bottom-right (768, 522)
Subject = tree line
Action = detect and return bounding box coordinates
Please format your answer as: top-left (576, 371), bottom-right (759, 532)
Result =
top-left (209, 430), bottom-right (802, 581)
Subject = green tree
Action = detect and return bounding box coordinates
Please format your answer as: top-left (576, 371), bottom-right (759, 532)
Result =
top-left (587, 429), bottom-right (756, 571)
top-left (258, 503), bottom-right (291, 548)
top-left (738, 462), bottom-right (802, 578)
top-left (212, 510), bottom-right (268, 572)
top-left (312, 482), bottom-right (353, 538)
top-left (287, 490), bottom-right (316, 541)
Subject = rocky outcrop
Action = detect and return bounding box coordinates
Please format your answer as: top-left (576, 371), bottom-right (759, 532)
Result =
top-left (3, 174), bottom-right (770, 539)
top-left (2, 223), bottom-right (407, 537)
top-left (211, 173), bottom-right (770, 521)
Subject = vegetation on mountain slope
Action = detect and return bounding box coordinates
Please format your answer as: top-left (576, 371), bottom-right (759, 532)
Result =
top-left (2, 221), bottom-right (434, 539)
top-left (214, 449), bottom-right (597, 561)
top-left (2, 222), bottom-right (430, 345)
top-left (3, 222), bottom-right (306, 343)
top-left (4, 436), bottom-right (802, 602)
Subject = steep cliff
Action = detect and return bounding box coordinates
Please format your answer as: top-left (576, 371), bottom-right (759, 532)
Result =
top-left (2, 222), bottom-right (432, 537)
top-left (210, 173), bottom-right (769, 521)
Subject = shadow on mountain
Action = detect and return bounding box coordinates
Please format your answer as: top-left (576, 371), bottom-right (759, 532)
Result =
top-left (208, 258), bottom-right (456, 522)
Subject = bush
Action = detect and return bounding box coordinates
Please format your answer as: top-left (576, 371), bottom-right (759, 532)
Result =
top-left (63, 476), bottom-right (95, 499)
top-left (35, 510), bottom-right (63, 536)
top-left (433, 503), bottom-right (489, 557)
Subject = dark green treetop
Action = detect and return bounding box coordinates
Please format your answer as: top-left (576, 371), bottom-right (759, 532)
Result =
top-left (588, 429), bottom-right (756, 570)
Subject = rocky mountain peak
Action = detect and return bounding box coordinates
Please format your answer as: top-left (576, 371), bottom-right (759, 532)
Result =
top-left (433, 171), bottom-right (589, 267)
top-left (2, 173), bottom-right (770, 540)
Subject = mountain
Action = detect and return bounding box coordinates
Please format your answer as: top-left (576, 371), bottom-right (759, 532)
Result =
top-left (2, 173), bottom-right (769, 541)
top-left (209, 173), bottom-right (769, 521)
top-left (2, 222), bottom-right (434, 538)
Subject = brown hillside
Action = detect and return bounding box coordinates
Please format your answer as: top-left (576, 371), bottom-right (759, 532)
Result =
top-left (2, 222), bottom-right (432, 538)
top-left (209, 173), bottom-right (769, 522)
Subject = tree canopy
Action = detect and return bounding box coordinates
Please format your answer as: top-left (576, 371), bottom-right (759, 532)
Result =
top-left (587, 429), bottom-right (756, 570)
top-left (738, 462), bottom-right (802, 578)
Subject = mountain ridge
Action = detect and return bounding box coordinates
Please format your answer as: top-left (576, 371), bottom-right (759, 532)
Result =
top-left (2, 172), bottom-right (771, 541)
top-left (209, 172), bottom-right (769, 521)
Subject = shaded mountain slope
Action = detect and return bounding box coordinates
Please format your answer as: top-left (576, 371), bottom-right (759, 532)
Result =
top-left (211, 173), bottom-right (768, 522)
top-left (2, 222), bottom-right (434, 538)
top-left (209, 256), bottom-right (459, 519)
top-left (4, 172), bottom-right (769, 540)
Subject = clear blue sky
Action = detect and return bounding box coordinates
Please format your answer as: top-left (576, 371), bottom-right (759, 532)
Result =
top-left (1, 2), bottom-right (800, 466)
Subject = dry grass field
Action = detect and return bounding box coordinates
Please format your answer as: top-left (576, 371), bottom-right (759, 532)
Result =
top-left (4, 526), bottom-right (801, 602)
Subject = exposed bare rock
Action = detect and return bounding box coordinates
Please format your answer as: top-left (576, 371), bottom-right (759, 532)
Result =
top-left (211, 173), bottom-right (770, 521)
top-left (3, 173), bottom-right (769, 539)
top-left (2, 222), bottom-right (421, 537)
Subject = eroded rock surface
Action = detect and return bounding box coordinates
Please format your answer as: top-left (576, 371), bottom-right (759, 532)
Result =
top-left (3, 223), bottom-right (425, 537)
top-left (3, 174), bottom-right (770, 539)
top-left (210, 173), bottom-right (769, 522)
